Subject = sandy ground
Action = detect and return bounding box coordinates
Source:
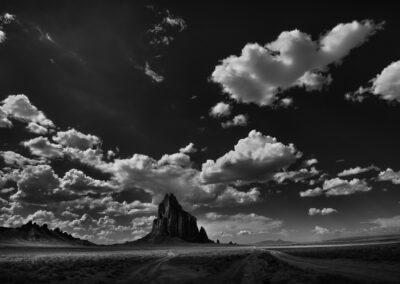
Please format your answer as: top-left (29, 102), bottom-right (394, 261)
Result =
top-left (269, 249), bottom-right (400, 283)
top-left (1, 243), bottom-right (400, 283)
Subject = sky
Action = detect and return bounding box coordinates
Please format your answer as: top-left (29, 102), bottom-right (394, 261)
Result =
top-left (1, 1), bottom-right (400, 244)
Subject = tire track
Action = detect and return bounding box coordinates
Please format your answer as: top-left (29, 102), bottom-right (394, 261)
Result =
top-left (120, 251), bottom-right (177, 284)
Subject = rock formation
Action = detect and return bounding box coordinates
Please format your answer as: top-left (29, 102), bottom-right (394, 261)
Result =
top-left (136, 193), bottom-right (212, 244)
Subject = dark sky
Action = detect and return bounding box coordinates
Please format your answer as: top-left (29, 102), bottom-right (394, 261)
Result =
top-left (0, 1), bottom-right (400, 244)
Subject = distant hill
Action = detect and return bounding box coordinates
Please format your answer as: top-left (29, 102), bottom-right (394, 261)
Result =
top-left (0, 221), bottom-right (94, 247)
top-left (253, 239), bottom-right (295, 246)
top-left (321, 234), bottom-right (400, 244)
top-left (125, 193), bottom-right (213, 245)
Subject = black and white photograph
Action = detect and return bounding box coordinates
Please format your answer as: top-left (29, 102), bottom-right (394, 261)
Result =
top-left (1, 1), bottom-right (400, 283)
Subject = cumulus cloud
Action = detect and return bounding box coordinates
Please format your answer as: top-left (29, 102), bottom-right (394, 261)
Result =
top-left (237, 230), bottom-right (253, 236)
top-left (10, 165), bottom-right (75, 204)
top-left (367, 215), bottom-right (400, 229)
top-left (60, 169), bottom-right (117, 194)
top-left (63, 148), bottom-right (104, 166)
top-left (164, 15), bottom-right (186, 31)
top-left (0, 13), bottom-right (16, 25)
top-left (273, 167), bottom-right (319, 184)
top-left (98, 153), bottom-right (217, 206)
top-left (300, 177), bottom-right (371, 197)
top-left (179, 143), bottom-right (197, 154)
top-left (1, 94), bottom-right (54, 127)
top-left (377, 168), bottom-right (400, 184)
top-left (212, 20), bottom-right (381, 107)
top-left (312, 225), bottom-right (330, 235)
top-left (201, 130), bottom-right (299, 184)
top-left (157, 152), bottom-right (191, 168)
top-left (209, 102), bottom-right (232, 117)
top-left (337, 165), bottom-right (379, 177)
top-left (26, 210), bottom-right (56, 224)
top-left (0, 107), bottom-right (12, 128)
top-left (0, 151), bottom-right (40, 167)
top-left (0, 30), bottom-right (5, 43)
top-left (53, 129), bottom-right (101, 150)
top-left (26, 122), bottom-right (48, 135)
top-left (62, 196), bottom-right (156, 218)
top-left (308, 208), bottom-right (338, 216)
top-left (302, 158), bottom-right (318, 167)
top-left (0, 13), bottom-right (16, 43)
top-left (214, 187), bottom-right (260, 206)
top-left (221, 114), bottom-right (248, 128)
top-left (346, 60), bottom-right (400, 103)
top-left (22, 136), bottom-right (64, 159)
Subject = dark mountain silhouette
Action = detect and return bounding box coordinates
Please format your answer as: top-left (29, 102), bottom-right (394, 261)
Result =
top-left (0, 221), bottom-right (94, 246)
top-left (130, 193), bottom-right (213, 244)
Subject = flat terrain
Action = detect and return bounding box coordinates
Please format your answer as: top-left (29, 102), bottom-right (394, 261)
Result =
top-left (1, 242), bottom-right (400, 283)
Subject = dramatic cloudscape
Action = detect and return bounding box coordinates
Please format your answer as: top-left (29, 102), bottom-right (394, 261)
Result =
top-left (0, 1), bottom-right (400, 244)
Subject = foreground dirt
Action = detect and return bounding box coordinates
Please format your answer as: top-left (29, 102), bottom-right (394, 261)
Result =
top-left (1, 243), bottom-right (400, 283)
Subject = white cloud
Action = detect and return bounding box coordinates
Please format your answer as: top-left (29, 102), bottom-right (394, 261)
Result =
top-left (26, 122), bottom-right (48, 135)
top-left (179, 143), bottom-right (197, 154)
top-left (221, 114), bottom-right (248, 128)
top-left (214, 187), bottom-right (260, 206)
top-left (237, 230), bottom-right (253, 236)
top-left (367, 215), bottom-right (400, 228)
top-left (370, 61), bottom-right (400, 102)
top-left (144, 62), bottom-right (164, 83)
top-left (377, 168), bottom-right (400, 184)
top-left (273, 167), bottom-right (319, 184)
top-left (26, 210), bottom-right (56, 224)
top-left (164, 16), bottom-right (186, 31)
top-left (0, 151), bottom-right (40, 167)
top-left (338, 165), bottom-right (379, 177)
top-left (53, 129), bottom-right (101, 150)
top-left (300, 177), bottom-right (371, 197)
top-left (1, 94), bottom-right (54, 127)
top-left (60, 169), bottom-right (117, 194)
top-left (308, 208), bottom-right (338, 216)
top-left (303, 158), bottom-right (318, 167)
top-left (22, 136), bottom-right (64, 159)
top-left (63, 148), bottom-right (104, 166)
top-left (204, 212), bottom-right (223, 221)
top-left (0, 30), bottom-right (5, 43)
top-left (346, 60), bottom-right (400, 103)
top-left (0, 13), bottom-right (16, 25)
top-left (96, 151), bottom-right (261, 208)
top-left (0, 107), bottom-right (12, 128)
top-left (10, 165), bottom-right (76, 204)
top-left (201, 130), bottom-right (299, 184)
top-left (209, 102), bottom-right (232, 117)
top-left (313, 225), bottom-right (330, 235)
top-left (63, 196), bottom-right (156, 218)
top-left (212, 20), bottom-right (381, 107)
top-left (157, 152), bottom-right (191, 168)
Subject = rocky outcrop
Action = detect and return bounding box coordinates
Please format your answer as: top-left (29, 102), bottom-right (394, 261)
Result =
top-left (137, 193), bottom-right (213, 244)
top-left (0, 221), bottom-right (94, 246)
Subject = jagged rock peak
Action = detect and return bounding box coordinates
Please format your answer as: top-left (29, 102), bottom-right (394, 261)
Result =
top-left (158, 193), bottom-right (182, 218)
top-left (138, 193), bottom-right (213, 244)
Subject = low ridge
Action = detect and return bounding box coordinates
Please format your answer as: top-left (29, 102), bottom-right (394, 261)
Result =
top-left (0, 221), bottom-right (94, 246)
